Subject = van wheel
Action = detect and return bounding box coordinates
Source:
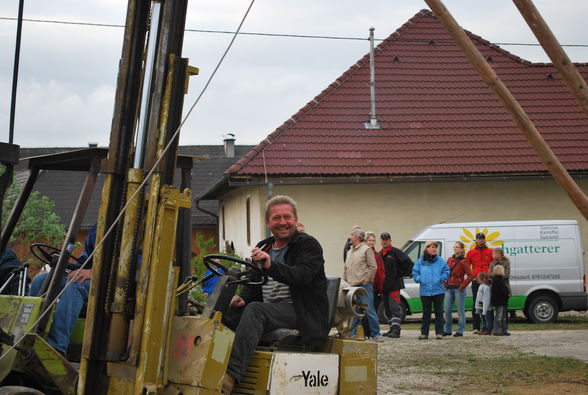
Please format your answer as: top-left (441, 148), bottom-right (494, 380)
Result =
top-left (527, 295), bottom-right (558, 323)
top-left (377, 297), bottom-right (407, 324)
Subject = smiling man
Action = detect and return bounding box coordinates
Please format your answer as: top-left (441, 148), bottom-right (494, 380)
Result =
top-left (222, 195), bottom-right (329, 393)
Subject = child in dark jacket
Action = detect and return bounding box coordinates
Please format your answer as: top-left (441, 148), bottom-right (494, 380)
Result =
top-left (490, 265), bottom-right (510, 336)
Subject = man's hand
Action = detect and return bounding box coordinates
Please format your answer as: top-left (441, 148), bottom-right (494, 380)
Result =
top-left (251, 247), bottom-right (271, 269)
top-left (67, 269), bottom-right (92, 285)
top-left (230, 295), bottom-right (246, 308)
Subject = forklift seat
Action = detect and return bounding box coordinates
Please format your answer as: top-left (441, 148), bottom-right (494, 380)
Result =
top-left (259, 276), bottom-right (341, 345)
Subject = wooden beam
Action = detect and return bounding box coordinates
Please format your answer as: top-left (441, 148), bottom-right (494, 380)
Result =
top-left (424, 0), bottom-right (588, 220)
top-left (512, 0), bottom-right (588, 119)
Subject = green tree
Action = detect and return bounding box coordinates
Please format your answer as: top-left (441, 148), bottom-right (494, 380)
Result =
top-left (190, 234), bottom-right (218, 302)
top-left (189, 234), bottom-right (244, 302)
top-left (1, 168), bottom-right (66, 256)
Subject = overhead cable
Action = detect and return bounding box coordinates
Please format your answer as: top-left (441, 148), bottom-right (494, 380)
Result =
top-left (0, 16), bottom-right (587, 48)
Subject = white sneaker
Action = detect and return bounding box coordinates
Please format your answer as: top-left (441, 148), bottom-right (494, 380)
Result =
top-left (371, 335), bottom-right (384, 342)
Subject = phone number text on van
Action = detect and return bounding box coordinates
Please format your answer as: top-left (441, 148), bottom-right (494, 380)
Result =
top-left (511, 274), bottom-right (561, 280)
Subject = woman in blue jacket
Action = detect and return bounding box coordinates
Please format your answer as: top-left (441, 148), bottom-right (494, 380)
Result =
top-left (412, 241), bottom-right (450, 340)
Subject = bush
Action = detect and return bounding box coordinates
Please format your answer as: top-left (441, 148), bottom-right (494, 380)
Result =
top-left (189, 234), bottom-right (245, 302)
top-left (1, 168), bottom-right (66, 266)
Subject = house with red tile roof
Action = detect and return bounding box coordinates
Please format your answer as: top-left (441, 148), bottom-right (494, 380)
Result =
top-left (197, 9), bottom-right (588, 275)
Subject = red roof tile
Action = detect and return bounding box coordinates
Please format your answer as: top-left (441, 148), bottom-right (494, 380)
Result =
top-left (228, 9), bottom-right (588, 178)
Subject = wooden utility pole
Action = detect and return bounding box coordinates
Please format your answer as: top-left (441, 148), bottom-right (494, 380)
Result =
top-left (424, 0), bottom-right (588, 220)
top-left (513, 0), bottom-right (588, 118)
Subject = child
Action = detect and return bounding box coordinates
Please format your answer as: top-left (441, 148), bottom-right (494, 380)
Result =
top-left (474, 272), bottom-right (492, 335)
top-left (491, 265), bottom-right (510, 336)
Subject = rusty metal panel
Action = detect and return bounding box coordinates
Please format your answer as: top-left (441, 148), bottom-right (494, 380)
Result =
top-left (167, 314), bottom-right (233, 392)
top-left (134, 187), bottom-right (191, 391)
top-left (323, 338), bottom-right (377, 394)
top-left (234, 350), bottom-right (273, 394)
top-left (159, 382), bottom-right (218, 395)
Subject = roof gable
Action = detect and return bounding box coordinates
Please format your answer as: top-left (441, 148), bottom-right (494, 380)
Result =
top-left (228, 9), bottom-right (588, 178)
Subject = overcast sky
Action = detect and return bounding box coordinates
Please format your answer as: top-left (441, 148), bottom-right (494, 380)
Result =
top-left (1, 0), bottom-right (587, 149)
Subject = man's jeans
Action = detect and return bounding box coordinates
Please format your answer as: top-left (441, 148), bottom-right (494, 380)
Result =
top-left (29, 273), bottom-right (90, 354)
top-left (224, 302), bottom-right (297, 382)
top-left (352, 283), bottom-right (381, 338)
top-left (444, 288), bottom-right (466, 335)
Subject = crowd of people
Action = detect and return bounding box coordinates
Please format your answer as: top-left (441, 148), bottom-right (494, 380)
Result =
top-left (343, 227), bottom-right (413, 341)
top-left (343, 228), bottom-right (512, 340)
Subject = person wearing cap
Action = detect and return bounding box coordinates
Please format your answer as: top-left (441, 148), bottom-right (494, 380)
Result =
top-left (378, 232), bottom-right (413, 338)
top-left (466, 232), bottom-right (494, 334)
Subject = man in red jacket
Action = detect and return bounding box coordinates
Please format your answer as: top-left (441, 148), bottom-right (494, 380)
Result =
top-left (466, 232), bottom-right (493, 333)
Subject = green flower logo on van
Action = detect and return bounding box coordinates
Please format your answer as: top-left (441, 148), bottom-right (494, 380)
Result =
top-left (460, 227), bottom-right (504, 251)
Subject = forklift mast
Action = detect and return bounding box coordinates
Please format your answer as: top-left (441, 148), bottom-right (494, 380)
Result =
top-left (78, 1), bottom-right (197, 393)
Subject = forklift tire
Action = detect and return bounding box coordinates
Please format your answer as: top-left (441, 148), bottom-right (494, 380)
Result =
top-left (0, 386), bottom-right (45, 395)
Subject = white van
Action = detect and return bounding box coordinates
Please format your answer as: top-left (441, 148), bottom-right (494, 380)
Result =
top-left (388, 220), bottom-right (587, 323)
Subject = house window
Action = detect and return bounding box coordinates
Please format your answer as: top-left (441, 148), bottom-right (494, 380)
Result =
top-left (221, 204), bottom-right (226, 240)
top-left (246, 198), bottom-right (251, 246)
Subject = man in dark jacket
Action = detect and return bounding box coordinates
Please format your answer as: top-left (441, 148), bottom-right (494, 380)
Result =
top-left (222, 196), bottom-right (329, 393)
top-left (378, 232), bottom-right (413, 338)
top-left (0, 246), bottom-right (24, 295)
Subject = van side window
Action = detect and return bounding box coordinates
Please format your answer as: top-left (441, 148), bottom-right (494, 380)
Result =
top-left (404, 241), bottom-right (443, 268)
top-left (404, 241), bottom-right (423, 268)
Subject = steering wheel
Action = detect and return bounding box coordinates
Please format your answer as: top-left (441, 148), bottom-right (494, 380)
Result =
top-left (30, 243), bottom-right (82, 268)
top-left (203, 254), bottom-right (268, 286)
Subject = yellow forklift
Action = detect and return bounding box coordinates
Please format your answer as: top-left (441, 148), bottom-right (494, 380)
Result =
top-left (0, 1), bottom-right (377, 394)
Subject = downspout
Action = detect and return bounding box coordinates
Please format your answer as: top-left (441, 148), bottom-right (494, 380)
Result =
top-left (195, 199), bottom-right (220, 251)
top-left (195, 198), bottom-right (219, 221)
top-left (364, 27), bottom-right (381, 130)
top-left (265, 182), bottom-right (273, 238)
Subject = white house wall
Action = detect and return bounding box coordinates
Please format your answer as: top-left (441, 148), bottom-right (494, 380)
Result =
top-left (219, 186), bottom-right (264, 256)
top-left (219, 178), bottom-right (588, 278)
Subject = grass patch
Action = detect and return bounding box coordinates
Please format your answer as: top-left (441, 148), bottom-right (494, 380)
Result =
top-left (467, 355), bottom-right (588, 385)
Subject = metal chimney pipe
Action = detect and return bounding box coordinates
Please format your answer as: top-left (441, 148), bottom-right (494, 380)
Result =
top-left (223, 133), bottom-right (235, 158)
top-left (364, 27), bottom-right (380, 130)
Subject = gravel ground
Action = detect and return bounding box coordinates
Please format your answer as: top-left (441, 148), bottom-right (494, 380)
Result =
top-left (376, 328), bottom-right (588, 394)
